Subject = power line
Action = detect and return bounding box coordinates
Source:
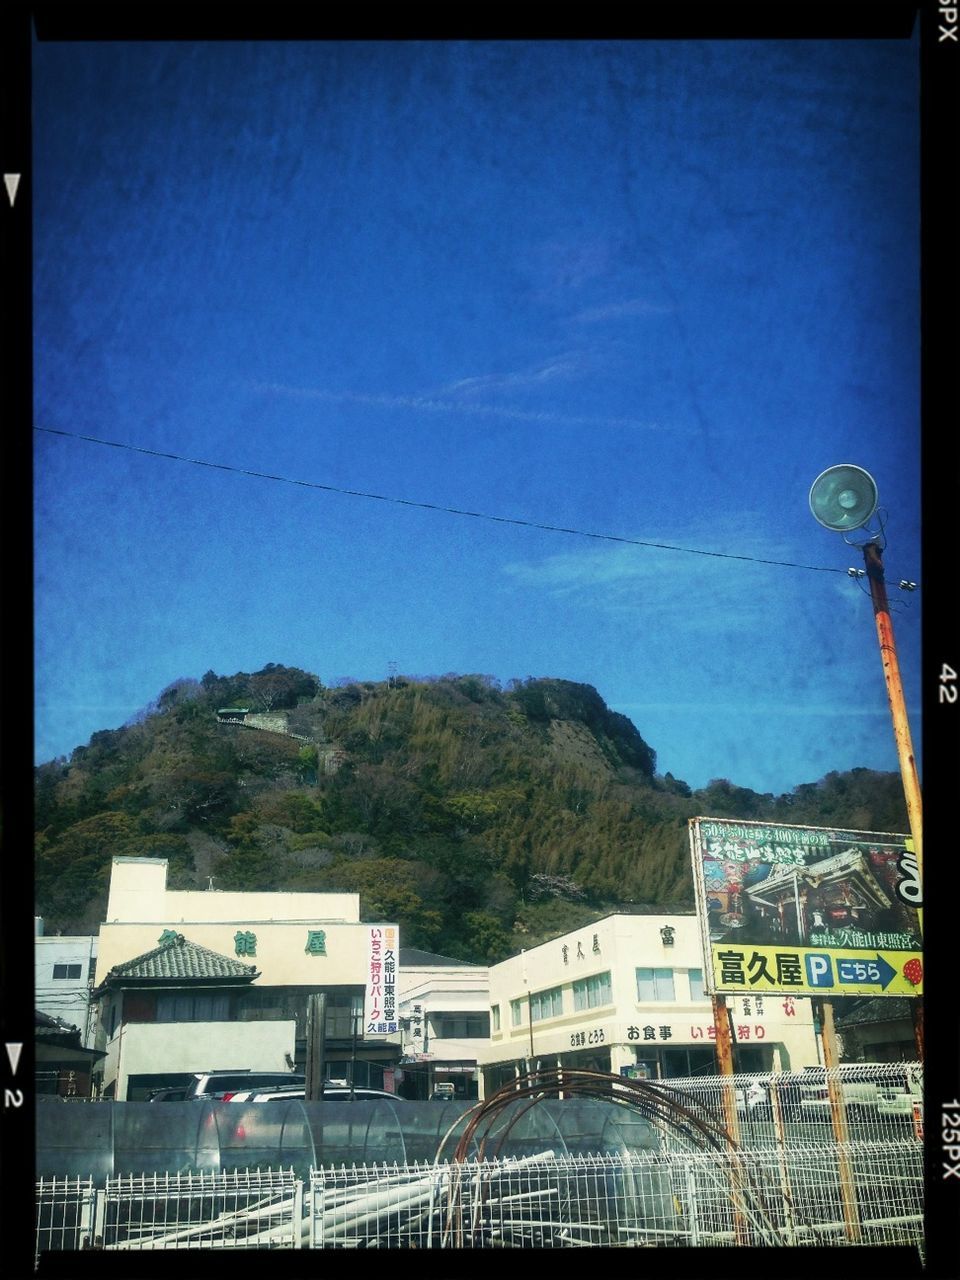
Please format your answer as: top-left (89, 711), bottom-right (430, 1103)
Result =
top-left (36, 425), bottom-right (850, 574)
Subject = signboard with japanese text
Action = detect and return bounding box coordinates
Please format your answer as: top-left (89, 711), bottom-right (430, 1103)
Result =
top-left (364, 924), bottom-right (400, 1035)
top-left (689, 818), bottom-right (922, 998)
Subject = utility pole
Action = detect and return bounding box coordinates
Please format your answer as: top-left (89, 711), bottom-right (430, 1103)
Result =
top-left (711, 994), bottom-right (748, 1245)
top-left (861, 541), bottom-right (924, 1059)
top-left (817, 1000), bottom-right (862, 1242)
top-left (305, 993), bottom-right (327, 1101)
top-left (809, 467), bottom-right (923, 1060)
top-left (861, 542), bottom-right (923, 892)
top-left (350, 1004), bottom-right (359, 1099)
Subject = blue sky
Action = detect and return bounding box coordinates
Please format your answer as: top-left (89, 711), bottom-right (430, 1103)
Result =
top-left (33, 37), bottom-right (921, 796)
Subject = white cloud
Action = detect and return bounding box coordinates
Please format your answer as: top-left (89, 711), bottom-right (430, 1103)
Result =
top-left (437, 353), bottom-right (587, 397)
top-left (572, 297), bottom-right (675, 324)
top-left (251, 380), bottom-right (673, 432)
top-left (501, 526), bottom-right (837, 634)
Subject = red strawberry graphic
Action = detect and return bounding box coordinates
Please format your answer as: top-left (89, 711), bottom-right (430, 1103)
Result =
top-left (903, 958), bottom-right (922, 987)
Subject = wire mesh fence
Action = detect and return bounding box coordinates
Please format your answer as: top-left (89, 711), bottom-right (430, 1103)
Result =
top-left (309, 1141), bottom-right (924, 1250)
top-left (35, 1176), bottom-right (98, 1263)
top-left (668, 1141), bottom-right (924, 1250)
top-left (35, 1145), bottom-right (923, 1256)
top-left (99, 1169), bottom-right (302, 1250)
top-left (34, 1064), bottom-right (924, 1257)
top-left (649, 1061), bottom-right (923, 1150)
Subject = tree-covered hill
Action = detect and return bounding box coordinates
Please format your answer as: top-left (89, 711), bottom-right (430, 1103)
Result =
top-left (34, 666), bottom-right (909, 962)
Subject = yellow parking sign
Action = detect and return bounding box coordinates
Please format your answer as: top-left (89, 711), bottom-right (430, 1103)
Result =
top-left (709, 941), bottom-right (923, 997)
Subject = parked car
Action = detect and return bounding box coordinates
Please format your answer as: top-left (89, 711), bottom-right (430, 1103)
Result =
top-left (735, 1077), bottom-right (771, 1115)
top-left (147, 1085), bottom-right (191, 1102)
top-left (876, 1065), bottom-right (922, 1120)
top-left (226, 1084), bottom-right (401, 1103)
top-left (184, 1070), bottom-right (305, 1101)
top-left (798, 1064), bottom-right (885, 1117)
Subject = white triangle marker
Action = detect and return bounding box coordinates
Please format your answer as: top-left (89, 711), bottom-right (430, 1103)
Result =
top-left (5, 1042), bottom-right (23, 1074)
top-left (4, 174), bottom-right (21, 207)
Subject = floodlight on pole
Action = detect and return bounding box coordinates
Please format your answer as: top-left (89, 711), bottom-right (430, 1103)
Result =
top-left (809, 464), bottom-right (879, 533)
top-left (808, 464), bottom-right (923, 907)
top-left (810, 465), bottom-right (923, 1062)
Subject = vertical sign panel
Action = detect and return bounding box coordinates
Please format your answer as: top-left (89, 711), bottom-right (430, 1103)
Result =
top-left (364, 924), bottom-right (400, 1035)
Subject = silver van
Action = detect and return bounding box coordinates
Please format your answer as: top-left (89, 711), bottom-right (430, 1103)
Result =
top-left (184, 1070), bottom-right (305, 1101)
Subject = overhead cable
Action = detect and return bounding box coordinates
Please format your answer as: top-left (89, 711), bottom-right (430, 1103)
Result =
top-left (36, 425), bottom-right (853, 574)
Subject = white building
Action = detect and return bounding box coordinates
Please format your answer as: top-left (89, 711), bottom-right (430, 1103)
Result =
top-left (477, 913), bottom-right (820, 1095)
top-left (396, 948), bottom-right (489, 1100)
top-left (92, 857), bottom-right (402, 1099)
top-left (34, 919), bottom-right (98, 1049)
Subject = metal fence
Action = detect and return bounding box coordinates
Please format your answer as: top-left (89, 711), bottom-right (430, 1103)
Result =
top-left (35, 1176), bottom-right (97, 1264)
top-left (99, 1169), bottom-right (302, 1250)
top-left (34, 1064), bottom-right (924, 1258)
top-left (308, 1141), bottom-right (924, 1250)
top-left (36, 1142), bottom-right (923, 1256)
top-left (649, 1061), bottom-right (923, 1150)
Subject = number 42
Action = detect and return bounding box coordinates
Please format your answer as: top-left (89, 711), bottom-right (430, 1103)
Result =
top-left (941, 664), bottom-right (958, 704)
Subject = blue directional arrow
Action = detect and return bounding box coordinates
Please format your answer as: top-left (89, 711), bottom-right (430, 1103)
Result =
top-left (836, 955), bottom-right (897, 989)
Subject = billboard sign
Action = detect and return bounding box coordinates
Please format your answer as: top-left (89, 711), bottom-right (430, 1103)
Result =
top-left (689, 818), bottom-right (922, 998)
top-left (364, 924), bottom-right (400, 1035)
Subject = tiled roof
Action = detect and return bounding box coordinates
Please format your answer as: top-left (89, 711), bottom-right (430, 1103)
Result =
top-left (36, 1009), bottom-right (81, 1036)
top-left (102, 934), bottom-right (260, 984)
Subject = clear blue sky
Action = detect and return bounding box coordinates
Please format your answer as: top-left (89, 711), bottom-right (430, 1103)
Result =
top-left (33, 37), bottom-right (921, 796)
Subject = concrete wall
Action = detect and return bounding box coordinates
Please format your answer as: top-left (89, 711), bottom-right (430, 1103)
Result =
top-left (105, 857), bottom-right (359, 926)
top-left (97, 920), bottom-right (388, 988)
top-left (104, 1019), bottom-right (297, 1099)
top-left (98, 857), bottom-right (370, 987)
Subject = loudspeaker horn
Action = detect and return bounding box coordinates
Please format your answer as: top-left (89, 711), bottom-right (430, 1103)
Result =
top-left (808, 464), bottom-right (879, 532)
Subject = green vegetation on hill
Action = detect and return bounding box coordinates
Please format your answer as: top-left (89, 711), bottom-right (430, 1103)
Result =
top-left (34, 666), bottom-right (909, 961)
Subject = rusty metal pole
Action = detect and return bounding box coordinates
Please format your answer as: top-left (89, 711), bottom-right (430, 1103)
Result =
top-left (862, 541), bottom-right (924, 1060)
top-left (862, 543), bottom-right (923, 904)
top-left (712, 994), bottom-right (749, 1244)
top-left (818, 999), bottom-right (861, 1243)
top-left (711, 994), bottom-right (741, 1138)
top-left (911, 1000), bottom-right (924, 1059)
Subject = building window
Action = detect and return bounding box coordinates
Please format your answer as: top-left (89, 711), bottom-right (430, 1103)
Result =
top-left (52, 964), bottom-right (82, 980)
top-left (491, 1005), bottom-right (501, 1032)
top-left (530, 987), bottom-right (564, 1022)
top-left (325, 993), bottom-right (365, 1039)
top-left (688, 968), bottom-right (706, 1001)
top-left (430, 1013), bottom-right (490, 1039)
top-left (510, 999), bottom-right (523, 1027)
top-left (156, 992), bottom-right (231, 1022)
top-left (573, 972), bottom-right (612, 1012)
top-left (636, 967), bottom-right (675, 1002)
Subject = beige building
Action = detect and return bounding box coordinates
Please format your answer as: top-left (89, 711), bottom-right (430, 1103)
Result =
top-left (93, 857), bottom-right (401, 1098)
top-left (477, 913), bottom-right (820, 1095)
top-left (396, 949), bottom-right (489, 1101)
